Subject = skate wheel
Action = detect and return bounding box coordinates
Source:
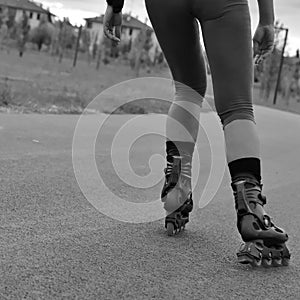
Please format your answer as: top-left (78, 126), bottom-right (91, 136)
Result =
top-left (282, 257), bottom-right (290, 267)
top-left (253, 251), bottom-right (263, 267)
top-left (272, 257), bottom-right (282, 267)
top-left (281, 245), bottom-right (291, 266)
top-left (237, 243), bottom-right (263, 267)
top-left (251, 258), bottom-right (262, 267)
top-left (262, 255), bottom-right (272, 268)
top-left (166, 222), bottom-right (175, 236)
top-left (237, 255), bottom-right (253, 265)
top-left (237, 253), bottom-right (261, 267)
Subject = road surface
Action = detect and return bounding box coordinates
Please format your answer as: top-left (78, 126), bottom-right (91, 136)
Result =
top-left (1, 106), bottom-right (300, 299)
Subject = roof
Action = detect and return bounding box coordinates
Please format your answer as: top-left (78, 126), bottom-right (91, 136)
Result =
top-left (85, 15), bottom-right (104, 24)
top-left (0, 0), bottom-right (54, 15)
top-left (85, 14), bottom-right (152, 31)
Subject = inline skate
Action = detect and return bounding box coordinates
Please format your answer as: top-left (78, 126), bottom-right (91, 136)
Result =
top-left (161, 155), bottom-right (193, 236)
top-left (233, 178), bottom-right (291, 267)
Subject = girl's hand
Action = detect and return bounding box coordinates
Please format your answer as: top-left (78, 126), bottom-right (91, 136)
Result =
top-left (253, 24), bottom-right (275, 65)
top-left (103, 5), bottom-right (122, 43)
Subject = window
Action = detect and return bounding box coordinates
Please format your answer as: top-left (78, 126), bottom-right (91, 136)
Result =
top-left (29, 12), bottom-right (33, 19)
top-left (37, 13), bottom-right (40, 20)
top-left (87, 22), bottom-right (92, 29)
top-left (129, 28), bottom-right (133, 36)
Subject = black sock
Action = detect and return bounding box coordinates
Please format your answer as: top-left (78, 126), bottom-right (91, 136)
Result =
top-left (228, 157), bottom-right (261, 184)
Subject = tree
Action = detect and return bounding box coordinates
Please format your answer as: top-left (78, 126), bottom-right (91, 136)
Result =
top-left (16, 11), bottom-right (30, 57)
top-left (30, 14), bottom-right (54, 51)
top-left (80, 28), bottom-right (92, 63)
top-left (258, 21), bottom-right (286, 101)
top-left (0, 7), bottom-right (8, 27)
top-left (0, 7), bottom-right (9, 52)
top-left (129, 28), bottom-right (153, 76)
top-left (57, 18), bottom-right (76, 62)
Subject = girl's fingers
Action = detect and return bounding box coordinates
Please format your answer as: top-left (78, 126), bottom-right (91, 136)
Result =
top-left (261, 43), bottom-right (274, 57)
top-left (103, 6), bottom-right (121, 42)
top-left (114, 26), bottom-right (121, 41)
top-left (104, 24), bottom-right (120, 42)
top-left (254, 45), bottom-right (274, 65)
top-left (253, 40), bottom-right (260, 57)
top-left (104, 27), bottom-right (114, 40)
top-left (254, 54), bottom-right (263, 65)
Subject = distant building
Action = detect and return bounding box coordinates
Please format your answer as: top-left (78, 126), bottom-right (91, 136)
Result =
top-left (0, 0), bottom-right (55, 28)
top-left (84, 14), bottom-right (153, 46)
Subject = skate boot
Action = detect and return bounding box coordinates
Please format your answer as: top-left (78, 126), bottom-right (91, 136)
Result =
top-left (233, 178), bottom-right (291, 267)
top-left (161, 155), bottom-right (193, 236)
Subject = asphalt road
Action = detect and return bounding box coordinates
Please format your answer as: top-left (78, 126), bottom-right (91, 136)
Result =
top-left (1, 106), bottom-right (300, 299)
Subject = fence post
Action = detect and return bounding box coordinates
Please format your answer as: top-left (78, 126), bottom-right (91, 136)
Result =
top-left (96, 44), bottom-right (102, 70)
top-left (273, 27), bottom-right (289, 105)
top-left (73, 25), bottom-right (82, 68)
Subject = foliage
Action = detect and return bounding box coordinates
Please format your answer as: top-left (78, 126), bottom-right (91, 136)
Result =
top-left (30, 15), bottom-right (54, 50)
top-left (0, 7), bottom-right (9, 47)
top-left (258, 21), bottom-right (300, 104)
top-left (0, 80), bottom-right (12, 106)
top-left (58, 18), bottom-right (76, 50)
top-left (258, 21), bottom-right (287, 99)
top-left (16, 11), bottom-right (30, 55)
top-left (129, 28), bottom-right (153, 76)
top-left (80, 28), bottom-right (91, 52)
top-left (0, 7), bottom-right (9, 28)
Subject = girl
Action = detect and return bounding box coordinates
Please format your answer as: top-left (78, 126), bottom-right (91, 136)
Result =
top-left (103, 0), bottom-right (290, 267)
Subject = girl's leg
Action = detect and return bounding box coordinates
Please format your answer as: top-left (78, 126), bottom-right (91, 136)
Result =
top-left (200, 1), bottom-right (260, 172)
top-left (146, 0), bottom-right (207, 145)
top-left (145, 0), bottom-right (207, 234)
top-left (199, 1), bottom-right (289, 266)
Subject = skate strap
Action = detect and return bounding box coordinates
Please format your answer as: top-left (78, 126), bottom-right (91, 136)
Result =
top-left (234, 180), bottom-right (274, 231)
top-left (232, 177), bottom-right (263, 190)
top-left (234, 180), bottom-right (266, 213)
top-left (165, 156), bottom-right (192, 179)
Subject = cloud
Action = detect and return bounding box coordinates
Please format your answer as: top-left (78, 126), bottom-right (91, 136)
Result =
top-left (40, 1), bottom-right (64, 10)
top-left (40, 1), bottom-right (98, 25)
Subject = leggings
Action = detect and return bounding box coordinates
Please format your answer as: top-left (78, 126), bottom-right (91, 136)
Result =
top-left (145, 0), bottom-right (254, 126)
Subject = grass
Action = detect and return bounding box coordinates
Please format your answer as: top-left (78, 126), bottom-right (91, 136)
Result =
top-left (0, 48), bottom-right (171, 114)
top-left (253, 82), bottom-right (300, 115)
top-left (0, 79), bottom-right (12, 106)
top-left (1, 47), bottom-right (300, 115)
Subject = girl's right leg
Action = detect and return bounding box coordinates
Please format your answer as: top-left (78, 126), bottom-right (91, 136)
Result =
top-left (197, 0), bottom-right (290, 266)
top-left (145, 0), bottom-right (207, 235)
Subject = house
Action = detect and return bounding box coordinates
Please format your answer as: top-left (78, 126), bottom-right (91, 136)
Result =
top-left (84, 14), bottom-right (153, 47)
top-left (0, 0), bottom-right (55, 29)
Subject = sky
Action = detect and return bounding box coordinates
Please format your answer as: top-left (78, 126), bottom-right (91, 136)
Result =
top-left (40, 0), bottom-right (300, 55)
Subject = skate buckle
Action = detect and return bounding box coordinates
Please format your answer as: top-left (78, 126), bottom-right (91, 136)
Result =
top-left (263, 215), bottom-right (271, 228)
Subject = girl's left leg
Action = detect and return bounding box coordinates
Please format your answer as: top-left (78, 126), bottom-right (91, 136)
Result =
top-left (145, 0), bottom-right (207, 235)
